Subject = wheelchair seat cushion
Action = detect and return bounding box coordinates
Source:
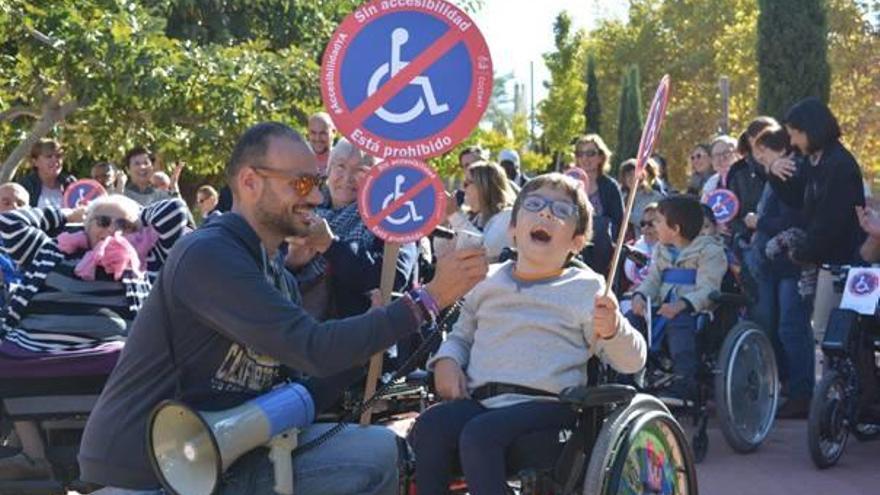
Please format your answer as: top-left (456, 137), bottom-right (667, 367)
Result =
top-left (0, 339), bottom-right (122, 378)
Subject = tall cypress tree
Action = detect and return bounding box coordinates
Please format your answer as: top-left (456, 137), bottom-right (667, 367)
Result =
top-left (584, 53), bottom-right (602, 135)
top-left (757, 0), bottom-right (831, 118)
top-left (615, 65), bottom-right (643, 174)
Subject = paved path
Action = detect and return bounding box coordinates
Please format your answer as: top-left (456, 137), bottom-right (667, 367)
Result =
top-left (696, 418), bottom-right (880, 495)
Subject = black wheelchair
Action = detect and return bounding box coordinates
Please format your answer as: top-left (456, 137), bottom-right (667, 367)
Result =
top-left (389, 361), bottom-right (699, 495)
top-left (807, 267), bottom-right (880, 468)
top-left (632, 287), bottom-right (779, 463)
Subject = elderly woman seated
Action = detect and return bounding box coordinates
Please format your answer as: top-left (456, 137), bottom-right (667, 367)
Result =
top-left (287, 138), bottom-right (417, 320)
top-left (0, 194), bottom-right (188, 480)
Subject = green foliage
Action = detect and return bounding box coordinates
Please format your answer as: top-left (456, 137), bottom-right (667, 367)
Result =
top-left (757, 0), bottom-right (832, 118)
top-left (536, 11), bottom-right (585, 167)
top-left (584, 53), bottom-right (602, 135)
top-left (0, 0), bottom-right (341, 183)
top-left (614, 65), bottom-right (642, 174)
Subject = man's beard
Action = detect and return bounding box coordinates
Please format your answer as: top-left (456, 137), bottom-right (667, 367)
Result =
top-left (255, 188), bottom-right (309, 238)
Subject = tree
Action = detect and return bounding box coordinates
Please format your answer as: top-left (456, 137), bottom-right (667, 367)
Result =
top-left (757, 0), bottom-right (832, 118)
top-left (615, 65), bottom-right (643, 173)
top-left (584, 53), bottom-right (602, 134)
top-left (537, 12), bottom-right (585, 168)
top-left (0, 0), bottom-right (340, 183)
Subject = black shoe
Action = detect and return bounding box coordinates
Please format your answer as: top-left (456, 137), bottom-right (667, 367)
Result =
top-left (776, 397), bottom-right (810, 419)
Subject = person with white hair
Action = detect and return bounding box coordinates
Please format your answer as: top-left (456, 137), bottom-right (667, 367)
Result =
top-left (288, 138), bottom-right (418, 320)
top-left (308, 112), bottom-right (337, 175)
top-left (498, 148), bottom-right (528, 190)
top-left (0, 194), bottom-right (189, 481)
top-left (701, 135), bottom-right (739, 199)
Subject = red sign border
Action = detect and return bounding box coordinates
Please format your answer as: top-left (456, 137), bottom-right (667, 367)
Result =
top-left (62, 179), bottom-right (107, 208)
top-left (321, 0), bottom-right (492, 159)
top-left (704, 188), bottom-right (740, 224)
top-left (636, 75), bottom-right (671, 172)
top-left (357, 159), bottom-right (447, 243)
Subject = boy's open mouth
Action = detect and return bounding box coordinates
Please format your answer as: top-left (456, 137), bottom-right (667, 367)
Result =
top-left (529, 226), bottom-right (552, 244)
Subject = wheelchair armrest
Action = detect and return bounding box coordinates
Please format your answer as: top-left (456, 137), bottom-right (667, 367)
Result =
top-left (404, 369), bottom-right (431, 386)
top-left (709, 290), bottom-right (749, 307)
top-left (559, 384), bottom-right (637, 409)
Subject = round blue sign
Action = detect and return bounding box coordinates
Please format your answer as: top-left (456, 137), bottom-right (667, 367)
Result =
top-left (322, 0), bottom-right (492, 160)
top-left (63, 179), bottom-right (107, 209)
top-left (358, 159), bottom-right (446, 243)
top-left (848, 270), bottom-right (879, 297)
top-left (704, 189), bottom-right (740, 224)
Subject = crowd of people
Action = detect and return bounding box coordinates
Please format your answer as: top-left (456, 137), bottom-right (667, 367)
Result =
top-left (0, 94), bottom-right (875, 495)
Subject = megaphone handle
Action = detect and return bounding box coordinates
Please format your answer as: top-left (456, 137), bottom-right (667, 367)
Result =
top-left (269, 429), bottom-right (298, 495)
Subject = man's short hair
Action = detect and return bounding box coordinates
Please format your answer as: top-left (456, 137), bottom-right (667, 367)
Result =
top-left (225, 122), bottom-right (306, 192)
top-left (458, 145), bottom-right (485, 166)
top-left (197, 185), bottom-right (219, 198)
top-left (511, 173), bottom-right (593, 241)
top-left (0, 182), bottom-right (30, 205)
top-left (658, 195), bottom-right (704, 241)
top-left (308, 112), bottom-right (335, 129)
top-left (123, 146), bottom-right (153, 168)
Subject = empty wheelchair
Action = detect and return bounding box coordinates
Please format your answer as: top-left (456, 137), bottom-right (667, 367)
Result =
top-left (631, 286), bottom-right (779, 463)
top-left (807, 267), bottom-right (880, 469)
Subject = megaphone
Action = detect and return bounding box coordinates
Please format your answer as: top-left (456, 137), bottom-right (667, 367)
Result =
top-left (148, 382), bottom-right (315, 495)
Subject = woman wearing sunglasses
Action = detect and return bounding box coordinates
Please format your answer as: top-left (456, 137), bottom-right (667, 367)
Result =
top-left (287, 138), bottom-right (418, 320)
top-left (0, 194), bottom-right (189, 480)
top-left (573, 134), bottom-right (624, 239)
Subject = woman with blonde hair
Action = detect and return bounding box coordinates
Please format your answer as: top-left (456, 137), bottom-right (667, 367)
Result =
top-left (437, 160), bottom-right (516, 262)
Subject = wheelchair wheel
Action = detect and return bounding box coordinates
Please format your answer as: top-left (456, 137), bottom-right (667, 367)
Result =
top-left (715, 321), bottom-right (778, 453)
top-left (582, 394), bottom-right (698, 495)
top-left (808, 371), bottom-right (850, 468)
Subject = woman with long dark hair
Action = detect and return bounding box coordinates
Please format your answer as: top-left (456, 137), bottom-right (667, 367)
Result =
top-left (767, 97), bottom-right (866, 348)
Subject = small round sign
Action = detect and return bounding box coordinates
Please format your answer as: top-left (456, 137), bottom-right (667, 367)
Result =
top-left (357, 159), bottom-right (446, 243)
top-left (62, 179), bottom-right (107, 209)
top-left (848, 270), bottom-right (879, 297)
top-left (321, 0), bottom-right (492, 160)
top-left (703, 189), bottom-right (740, 224)
top-left (564, 167), bottom-right (590, 192)
top-left (635, 75), bottom-right (671, 173)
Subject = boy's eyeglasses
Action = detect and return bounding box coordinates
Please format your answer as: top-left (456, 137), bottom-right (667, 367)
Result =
top-left (521, 195), bottom-right (578, 220)
top-left (574, 149), bottom-right (600, 158)
top-left (252, 167), bottom-right (326, 197)
top-left (92, 215), bottom-right (139, 233)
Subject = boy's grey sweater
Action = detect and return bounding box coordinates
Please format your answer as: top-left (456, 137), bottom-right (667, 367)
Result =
top-left (430, 261), bottom-right (647, 408)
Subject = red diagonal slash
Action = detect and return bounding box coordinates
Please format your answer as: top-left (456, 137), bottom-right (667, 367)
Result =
top-left (349, 27), bottom-right (464, 126)
top-left (364, 175), bottom-right (434, 230)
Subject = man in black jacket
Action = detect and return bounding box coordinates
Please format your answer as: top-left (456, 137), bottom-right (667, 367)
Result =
top-left (79, 122), bottom-right (488, 494)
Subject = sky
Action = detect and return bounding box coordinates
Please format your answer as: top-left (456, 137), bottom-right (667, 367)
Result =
top-left (470, 0), bottom-right (629, 110)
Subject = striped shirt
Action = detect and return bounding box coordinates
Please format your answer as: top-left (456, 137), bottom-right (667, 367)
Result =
top-left (0, 199), bottom-right (189, 352)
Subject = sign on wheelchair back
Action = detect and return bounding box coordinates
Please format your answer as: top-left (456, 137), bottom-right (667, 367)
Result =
top-left (321, 0), bottom-right (492, 159)
top-left (357, 159), bottom-right (446, 243)
top-left (840, 267), bottom-right (880, 316)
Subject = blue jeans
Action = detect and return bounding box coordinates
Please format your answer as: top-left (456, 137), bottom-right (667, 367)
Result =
top-left (753, 273), bottom-right (814, 399)
top-left (627, 311), bottom-right (698, 395)
top-left (411, 399), bottom-right (576, 495)
top-left (95, 424), bottom-right (399, 495)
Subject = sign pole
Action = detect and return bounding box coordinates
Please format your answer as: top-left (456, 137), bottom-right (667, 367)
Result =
top-left (360, 242), bottom-right (401, 425)
top-left (604, 75), bottom-right (670, 296)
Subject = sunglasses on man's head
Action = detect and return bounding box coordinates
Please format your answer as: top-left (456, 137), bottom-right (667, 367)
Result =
top-left (92, 215), bottom-right (138, 233)
top-left (575, 149), bottom-right (600, 158)
top-left (521, 194), bottom-right (579, 221)
top-left (253, 167), bottom-right (326, 197)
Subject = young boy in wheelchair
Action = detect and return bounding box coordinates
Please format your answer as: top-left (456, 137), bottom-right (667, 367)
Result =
top-left (411, 173), bottom-right (647, 495)
top-left (627, 195), bottom-right (728, 402)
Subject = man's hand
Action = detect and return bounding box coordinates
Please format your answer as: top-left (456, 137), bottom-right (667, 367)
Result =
top-left (425, 248), bottom-right (488, 309)
top-left (631, 294), bottom-right (647, 318)
top-left (594, 293), bottom-right (621, 340)
top-left (658, 300), bottom-right (687, 319)
top-left (434, 358), bottom-right (469, 400)
top-left (170, 161), bottom-right (185, 192)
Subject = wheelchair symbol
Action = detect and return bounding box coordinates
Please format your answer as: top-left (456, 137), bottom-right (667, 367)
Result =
top-left (711, 196), bottom-right (730, 218)
top-left (851, 272), bottom-right (878, 296)
top-left (367, 28), bottom-right (450, 124)
top-left (381, 174), bottom-right (424, 226)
